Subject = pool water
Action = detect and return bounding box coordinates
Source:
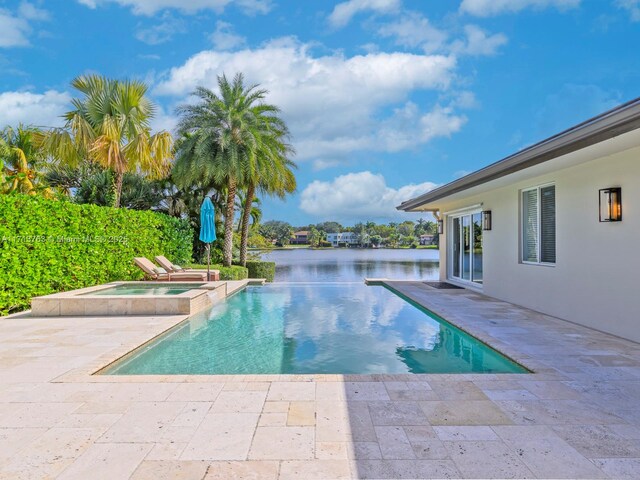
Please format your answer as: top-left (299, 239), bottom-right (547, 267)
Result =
top-left (88, 283), bottom-right (205, 296)
top-left (104, 284), bottom-right (528, 375)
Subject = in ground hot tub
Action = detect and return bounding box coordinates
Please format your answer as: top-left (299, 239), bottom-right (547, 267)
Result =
top-left (30, 281), bottom-right (227, 317)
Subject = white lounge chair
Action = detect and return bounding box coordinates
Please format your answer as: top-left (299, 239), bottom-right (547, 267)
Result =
top-left (134, 257), bottom-right (207, 281)
top-left (154, 255), bottom-right (220, 281)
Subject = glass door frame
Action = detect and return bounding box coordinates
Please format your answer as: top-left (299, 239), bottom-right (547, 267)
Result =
top-left (447, 207), bottom-right (484, 289)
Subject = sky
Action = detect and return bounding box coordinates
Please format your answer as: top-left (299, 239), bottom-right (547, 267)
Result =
top-left (1, 0), bottom-right (639, 226)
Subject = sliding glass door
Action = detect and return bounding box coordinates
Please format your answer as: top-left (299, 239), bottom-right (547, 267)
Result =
top-left (449, 211), bottom-right (483, 285)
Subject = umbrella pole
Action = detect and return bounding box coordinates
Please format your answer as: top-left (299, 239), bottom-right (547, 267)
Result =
top-left (206, 243), bottom-right (211, 282)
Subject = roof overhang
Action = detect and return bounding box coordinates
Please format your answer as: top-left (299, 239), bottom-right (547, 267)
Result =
top-left (397, 97), bottom-right (640, 212)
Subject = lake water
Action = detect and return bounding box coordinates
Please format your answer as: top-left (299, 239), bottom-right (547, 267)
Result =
top-left (259, 248), bottom-right (440, 282)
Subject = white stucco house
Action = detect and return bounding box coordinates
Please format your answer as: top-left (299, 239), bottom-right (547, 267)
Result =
top-left (398, 98), bottom-right (640, 343)
top-left (326, 232), bottom-right (359, 247)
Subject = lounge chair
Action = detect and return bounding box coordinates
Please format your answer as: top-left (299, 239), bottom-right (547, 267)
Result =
top-left (154, 255), bottom-right (220, 281)
top-left (134, 257), bottom-right (207, 281)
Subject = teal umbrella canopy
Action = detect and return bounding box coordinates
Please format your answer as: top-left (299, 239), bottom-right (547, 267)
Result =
top-left (199, 197), bottom-right (217, 243)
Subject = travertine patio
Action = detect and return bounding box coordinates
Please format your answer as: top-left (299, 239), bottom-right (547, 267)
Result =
top-left (1, 281), bottom-right (639, 479)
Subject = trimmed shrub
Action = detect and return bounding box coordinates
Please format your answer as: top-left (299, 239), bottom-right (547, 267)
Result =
top-left (188, 264), bottom-right (248, 281)
top-left (0, 194), bottom-right (193, 315)
top-left (245, 261), bottom-right (276, 282)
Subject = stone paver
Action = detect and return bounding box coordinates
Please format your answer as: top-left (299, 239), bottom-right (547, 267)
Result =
top-left (1, 281), bottom-right (639, 478)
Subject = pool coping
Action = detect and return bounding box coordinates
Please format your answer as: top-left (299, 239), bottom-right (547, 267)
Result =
top-left (29, 280), bottom-right (263, 318)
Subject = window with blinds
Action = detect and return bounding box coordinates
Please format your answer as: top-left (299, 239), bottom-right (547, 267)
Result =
top-left (521, 184), bottom-right (555, 265)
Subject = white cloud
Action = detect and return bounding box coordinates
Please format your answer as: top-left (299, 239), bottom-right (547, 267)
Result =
top-left (460, 0), bottom-right (580, 17)
top-left (617, 0), bottom-right (640, 21)
top-left (18, 2), bottom-right (50, 21)
top-left (295, 102), bottom-right (466, 163)
top-left (210, 20), bottom-right (246, 50)
top-left (0, 90), bottom-right (70, 128)
top-left (155, 38), bottom-right (462, 163)
top-left (0, 12), bottom-right (30, 48)
top-left (377, 11), bottom-right (448, 53)
top-left (450, 25), bottom-right (508, 56)
top-left (77, 0), bottom-right (272, 16)
top-left (328, 0), bottom-right (401, 28)
top-left (0, 2), bottom-right (50, 48)
top-left (135, 13), bottom-right (185, 45)
top-left (375, 12), bottom-right (507, 57)
top-left (300, 171), bottom-right (438, 220)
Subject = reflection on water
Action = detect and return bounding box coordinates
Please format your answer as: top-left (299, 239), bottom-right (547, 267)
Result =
top-left (106, 284), bottom-right (527, 375)
top-left (260, 248), bottom-right (440, 282)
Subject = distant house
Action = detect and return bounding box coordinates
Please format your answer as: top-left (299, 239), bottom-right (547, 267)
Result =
top-left (326, 231), bottom-right (359, 247)
top-left (290, 231), bottom-right (309, 245)
top-left (397, 98), bottom-right (640, 343)
top-left (419, 234), bottom-right (435, 245)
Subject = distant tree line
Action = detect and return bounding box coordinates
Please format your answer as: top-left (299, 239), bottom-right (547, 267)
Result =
top-left (256, 219), bottom-right (439, 248)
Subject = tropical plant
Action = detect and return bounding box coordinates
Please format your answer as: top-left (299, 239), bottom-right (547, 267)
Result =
top-left (172, 130), bottom-right (240, 263)
top-left (259, 220), bottom-right (292, 246)
top-left (74, 170), bottom-right (165, 210)
top-left (238, 151), bottom-right (296, 266)
top-left (174, 73), bottom-right (295, 266)
top-left (37, 74), bottom-right (172, 208)
top-left (236, 191), bottom-right (263, 233)
top-left (0, 125), bottom-right (53, 197)
top-left (316, 221), bottom-right (342, 233)
top-left (236, 106), bottom-right (295, 266)
top-left (307, 226), bottom-right (322, 247)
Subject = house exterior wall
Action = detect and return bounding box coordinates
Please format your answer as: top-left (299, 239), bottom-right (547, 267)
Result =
top-left (437, 145), bottom-right (640, 343)
top-left (326, 232), bottom-right (358, 247)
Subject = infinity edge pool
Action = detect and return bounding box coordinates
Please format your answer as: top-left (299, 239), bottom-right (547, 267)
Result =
top-left (99, 282), bottom-right (531, 376)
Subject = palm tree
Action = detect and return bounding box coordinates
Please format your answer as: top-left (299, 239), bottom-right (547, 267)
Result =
top-left (236, 192), bottom-right (263, 233)
top-left (175, 73), bottom-right (292, 267)
top-left (38, 74), bottom-right (172, 207)
top-left (236, 96), bottom-right (295, 266)
top-left (238, 152), bottom-right (296, 266)
top-left (0, 125), bottom-right (53, 197)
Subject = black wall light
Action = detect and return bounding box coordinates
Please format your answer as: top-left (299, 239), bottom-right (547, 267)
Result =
top-left (599, 187), bottom-right (622, 222)
top-left (437, 219), bottom-right (444, 234)
top-left (482, 210), bottom-right (492, 231)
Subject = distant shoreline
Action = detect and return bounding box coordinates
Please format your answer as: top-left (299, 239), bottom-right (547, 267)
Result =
top-left (250, 245), bottom-right (439, 251)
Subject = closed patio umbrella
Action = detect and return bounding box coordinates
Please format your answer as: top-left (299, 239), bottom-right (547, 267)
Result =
top-left (199, 197), bottom-right (217, 281)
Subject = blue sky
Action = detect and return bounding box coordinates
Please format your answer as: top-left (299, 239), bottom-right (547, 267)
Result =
top-left (1, 0), bottom-right (639, 226)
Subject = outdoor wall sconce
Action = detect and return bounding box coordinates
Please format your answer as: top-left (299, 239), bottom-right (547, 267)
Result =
top-left (437, 220), bottom-right (444, 234)
top-left (482, 210), bottom-right (492, 231)
top-left (599, 187), bottom-right (622, 222)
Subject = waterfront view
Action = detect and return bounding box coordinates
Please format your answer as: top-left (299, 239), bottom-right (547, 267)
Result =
top-left (2, 1), bottom-right (639, 478)
top-left (260, 248), bottom-right (440, 282)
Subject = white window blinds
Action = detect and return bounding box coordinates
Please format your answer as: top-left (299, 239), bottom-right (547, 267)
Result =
top-left (522, 189), bottom-right (539, 263)
top-left (540, 186), bottom-right (556, 263)
top-left (522, 185), bottom-right (555, 265)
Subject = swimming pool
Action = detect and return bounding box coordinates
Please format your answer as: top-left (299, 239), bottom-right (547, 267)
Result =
top-left (103, 283), bottom-right (528, 375)
top-left (84, 283), bottom-right (206, 296)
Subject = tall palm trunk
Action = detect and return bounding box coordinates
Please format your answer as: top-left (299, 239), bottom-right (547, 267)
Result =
top-left (113, 169), bottom-right (124, 208)
top-left (223, 179), bottom-right (237, 267)
top-left (239, 182), bottom-right (256, 266)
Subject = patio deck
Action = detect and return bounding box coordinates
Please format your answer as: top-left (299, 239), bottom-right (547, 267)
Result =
top-left (0, 281), bottom-right (639, 479)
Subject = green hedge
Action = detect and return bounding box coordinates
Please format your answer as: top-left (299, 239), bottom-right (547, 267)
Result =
top-left (0, 195), bottom-right (193, 315)
top-left (245, 261), bottom-right (276, 282)
top-left (189, 264), bottom-right (248, 281)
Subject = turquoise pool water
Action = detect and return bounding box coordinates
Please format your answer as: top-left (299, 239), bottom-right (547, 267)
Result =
top-left (88, 283), bottom-right (205, 296)
top-left (104, 284), bottom-right (527, 375)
